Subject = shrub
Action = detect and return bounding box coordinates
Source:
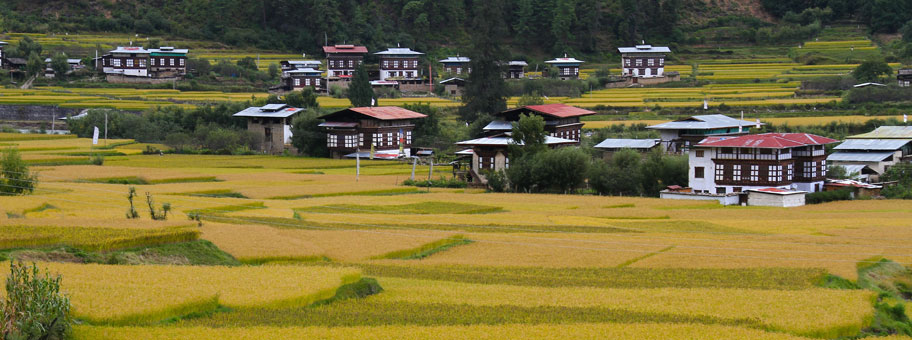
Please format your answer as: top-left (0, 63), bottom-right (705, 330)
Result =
top-left (402, 177), bottom-right (467, 188)
top-left (806, 188), bottom-right (852, 204)
top-left (0, 262), bottom-right (71, 340)
top-left (90, 154), bottom-right (105, 166)
top-left (0, 148), bottom-right (37, 195)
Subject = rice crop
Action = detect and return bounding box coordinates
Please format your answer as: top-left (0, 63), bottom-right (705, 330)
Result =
top-left (73, 323), bottom-right (818, 340)
top-left (0, 262), bottom-right (361, 325)
top-left (370, 236), bottom-right (473, 260)
top-left (0, 225), bottom-right (199, 252)
top-left (295, 202), bottom-right (503, 215)
top-left (374, 277), bottom-right (875, 338)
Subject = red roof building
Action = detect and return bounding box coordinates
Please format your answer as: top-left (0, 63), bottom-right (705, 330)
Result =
top-left (484, 104), bottom-right (596, 143)
top-left (688, 133), bottom-right (839, 195)
top-left (323, 45), bottom-right (368, 78)
top-left (319, 107), bottom-right (427, 159)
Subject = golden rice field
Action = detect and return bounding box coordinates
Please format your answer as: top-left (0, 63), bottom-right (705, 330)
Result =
top-left (2, 131), bottom-right (912, 338)
top-left (583, 115), bottom-right (906, 129)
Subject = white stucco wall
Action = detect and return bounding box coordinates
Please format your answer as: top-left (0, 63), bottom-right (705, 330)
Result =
top-left (688, 148), bottom-right (716, 193)
top-left (747, 192), bottom-right (806, 207)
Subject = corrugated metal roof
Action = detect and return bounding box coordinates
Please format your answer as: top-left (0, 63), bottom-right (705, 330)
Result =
top-left (233, 105), bottom-right (303, 118)
top-left (509, 60), bottom-right (528, 66)
top-left (849, 126), bottom-right (912, 139)
top-left (618, 45), bottom-right (672, 53)
top-left (439, 77), bottom-right (465, 85)
top-left (647, 114), bottom-right (762, 130)
top-left (375, 47), bottom-right (424, 56)
top-left (853, 82), bottom-right (885, 88)
top-left (149, 47), bottom-right (189, 54)
top-left (456, 135), bottom-right (576, 147)
top-left (439, 56), bottom-right (470, 63)
top-left (594, 138), bottom-right (660, 149)
top-left (455, 148), bottom-right (475, 155)
top-left (323, 45), bottom-right (368, 54)
top-left (827, 151), bottom-right (895, 162)
top-left (545, 57), bottom-right (584, 64)
top-left (836, 164), bottom-right (870, 176)
top-left (318, 122), bottom-right (358, 128)
top-left (0, 41), bottom-right (7, 46)
top-left (321, 106), bottom-right (427, 121)
top-left (501, 103), bottom-right (595, 119)
top-left (483, 120), bottom-right (513, 131)
top-left (834, 139), bottom-right (911, 151)
top-left (110, 46), bottom-right (150, 54)
top-left (285, 68), bottom-right (321, 75)
top-left (697, 133), bottom-right (837, 149)
top-left (826, 178), bottom-right (881, 188)
top-left (746, 188), bottom-right (806, 195)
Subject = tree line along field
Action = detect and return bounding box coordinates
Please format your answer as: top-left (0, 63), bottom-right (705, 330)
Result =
top-left (3, 133), bottom-right (912, 339)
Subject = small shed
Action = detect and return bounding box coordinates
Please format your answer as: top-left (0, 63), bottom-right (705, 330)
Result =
top-left (824, 179), bottom-right (882, 198)
top-left (899, 68), bottom-right (912, 87)
top-left (233, 104), bottom-right (304, 154)
top-left (745, 188), bottom-right (806, 207)
top-left (439, 77), bottom-right (465, 96)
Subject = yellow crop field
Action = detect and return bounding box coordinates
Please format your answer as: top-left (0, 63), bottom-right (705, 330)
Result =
top-left (0, 262), bottom-right (360, 324)
top-left (583, 115), bottom-right (904, 129)
top-left (72, 323), bottom-right (820, 340)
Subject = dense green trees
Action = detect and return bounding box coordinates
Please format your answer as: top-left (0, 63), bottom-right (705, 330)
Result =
top-left (348, 64), bottom-right (374, 107)
top-left (459, 0), bottom-right (509, 122)
top-left (290, 109), bottom-right (329, 157)
top-left (760, 0), bottom-right (912, 34)
top-left (0, 148), bottom-right (37, 195)
top-left (852, 61), bottom-right (893, 83)
top-left (0, 262), bottom-right (71, 340)
top-left (588, 149), bottom-right (688, 196)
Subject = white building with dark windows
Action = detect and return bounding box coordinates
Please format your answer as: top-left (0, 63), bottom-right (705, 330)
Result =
top-left (618, 43), bottom-right (670, 78)
top-left (545, 55), bottom-right (583, 80)
top-left (828, 126), bottom-right (912, 181)
top-left (647, 114), bottom-right (762, 154)
top-left (375, 47), bottom-right (424, 81)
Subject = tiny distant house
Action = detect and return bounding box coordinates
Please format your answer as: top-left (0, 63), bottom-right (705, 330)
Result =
top-left (688, 133), bottom-right (838, 195)
top-left (745, 188), bottom-right (806, 208)
top-left (828, 126), bottom-right (912, 181)
top-left (439, 77), bottom-right (465, 96)
top-left (284, 68), bottom-right (323, 91)
top-left (594, 139), bottom-right (660, 159)
top-left (486, 104), bottom-right (596, 143)
top-left (456, 135), bottom-right (577, 181)
top-left (439, 56), bottom-right (470, 75)
top-left (647, 114), bottom-right (761, 154)
top-left (148, 47), bottom-right (188, 78)
top-left (43, 58), bottom-right (84, 78)
top-left (233, 104), bottom-right (304, 154)
top-left (375, 47), bottom-right (424, 81)
top-left (545, 55), bottom-right (583, 80)
top-left (507, 61), bottom-right (528, 79)
top-left (618, 43), bottom-right (670, 78)
top-left (0, 41), bottom-right (7, 68)
top-left (899, 69), bottom-right (912, 87)
top-left (101, 47), bottom-right (151, 78)
top-left (319, 106), bottom-right (427, 159)
top-left (281, 60), bottom-right (322, 73)
top-left (323, 45), bottom-right (367, 78)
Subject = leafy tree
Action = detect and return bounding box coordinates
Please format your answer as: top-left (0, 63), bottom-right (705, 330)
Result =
top-left (348, 63), bottom-right (374, 107)
top-left (267, 63), bottom-right (279, 80)
top-left (236, 57), bottom-right (258, 71)
top-left (404, 103), bottom-right (441, 148)
top-left (516, 92), bottom-right (544, 106)
top-left (0, 148), bottom-right (37, 195)
top-left (589, 149), bottom-right (643, 196)
top-left (459, 0), bottom-right (508, 122)
top-left (902, 20), bottom-right (912, 43)
top-left (852, 60), bottom-right (894, 82)
top-left (639, 149), bottom-right (688, 196)
top-left (0, 262), bottom-right (70, 340)
top-left (827, 165), bottom-right (858, 180)
top-left (881, 163), bottom-right (912, 199)
top-left (510, 114), bottom-right (547, 157)
top-left (290, 109), bottom-right (329, 157)
top-left (15, 36), bottom-right (42, 58)
top-left (551, 0), bottom-right (577, 53)
top-left (285, 88), bottom-right (319, 109)
top-left (50, 53), bottom-right (69, 79)
top-left (26, 52), bottom-right (42, 77)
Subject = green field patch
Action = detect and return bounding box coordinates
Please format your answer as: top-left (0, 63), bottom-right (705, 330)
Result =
top-left (292, 170), bottom-right (325, 175)
top-left (0, 133), bottom-right (77, 141)
top-left (296, 202), bottom-right (504, 215)
top-left (371, 236), bottom-right (473, 260)
top-left (17, 146), bottom-right (79, 152)
top-left (238, 255), bottom-right (334, 265)
top-left (0, 225), bottom-right (199, 252)
top-left (78, 176), bottom-right (221, 185)
top-left (57, 150), bottom-right (127, 156)
top-left (21, 202), bottom-right (57, 215)
top-left (93, 141), bottom-right (137, 150)
top-left (175, 189), bottom-right (247, 198)
top-left (608, 220), bottom-right (763, 234)
top-left (177, 299), bottom-right (763, 329)
top-left (185, 202), bottom-right (265, 215)
top-left (604, 203), bottom-right (636, 208)
top-left (26, 158), bottom-right (93, 166)
top-left (600, 215), bottom-right (671, 220)
top-left (356, 264), bottom-right (827, 290)
top-left (270, 188), bottom-right (423, 200)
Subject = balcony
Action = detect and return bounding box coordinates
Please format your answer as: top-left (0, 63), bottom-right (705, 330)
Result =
top-left (714, 153), bottom-right (790, 161)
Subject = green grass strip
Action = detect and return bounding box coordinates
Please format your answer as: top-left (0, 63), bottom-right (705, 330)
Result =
top-left (238, 255), bottom-right (333, 266)
top-left (185, 202), bottom-right (265, 215)
top-left (616, 245), bottom-right (676, 268)
top-left (270, 188), bottom-right (422, 200)
top-left (175, 189), bottom-right (247, 198)
top-left (371, 236), bottom-right (473, 260)
top-left (21, 202), bottom-right (57, 215)
top-left (296, 202), bottom-right (503, 215)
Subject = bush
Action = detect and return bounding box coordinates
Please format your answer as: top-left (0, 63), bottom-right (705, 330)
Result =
top-left (0, 148), bottom-right (37, 195)
top-left (90, 154), bottom-right (105, 166)
top-left (402, 177), bottom-right (467, 188)
top-left (806, 188), bottom-right (853, 204)
top-left (0, 262), bottom-right (71, 340)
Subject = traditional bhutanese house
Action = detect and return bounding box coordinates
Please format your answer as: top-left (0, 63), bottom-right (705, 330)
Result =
top-left (506, 60), bottom-right (528, 79)
top-left (545, 55), bottom-right (583, 80)
top-left (439, 56), bottom-right (470, 75)
top-left (439, 77), bottom-right (465, 96)
top-left (618, 43), bottom-right (670, 78)
top-left (688, 133), bottom-right (838, 195)
top-left (375, 47), bottom-right (424, 81)
top-left (594, 138), bottom-right (660, 159)
top-left (281, 60), bottom-right (322, 73)
top-left (148, 47), bottom-right (188, 78)
top-left (284, 68), bottom-right (323, 91)
top-left (456, 134), bottom-right (577, 182)
top-left (745, 188), bottom-right (806, 208)
top-left (101, 46), bottom-right (151, 77)
top-left (647, 114), bottom-right (762, 154)
top-left (899, 69), bottom-right (912, 87)
top-left (829, 126), bottom-right (912, 181)
top-left (233, 104), bottom-right (304, 155)
top-left (323, 44), bottom-right (367, 78)
top-left (3, 57), bottom-right (26, 72)
top-left (43, 58), bottom-right (84, 78)
top-left (485, 104), bottom-right (596, 143)
top-left (318, 106), bottom-right (427, 159)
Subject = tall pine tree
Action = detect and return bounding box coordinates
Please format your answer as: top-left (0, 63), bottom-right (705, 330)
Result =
top-left (459, 0), bottom-right (509, 123)
top-left (348, 63), bottom-right (374, 107)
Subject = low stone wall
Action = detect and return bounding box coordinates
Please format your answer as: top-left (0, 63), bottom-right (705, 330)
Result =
top-left (659, 191), bottom-right (741, 205)
top-left (0, 105), bottom-right (81, 121)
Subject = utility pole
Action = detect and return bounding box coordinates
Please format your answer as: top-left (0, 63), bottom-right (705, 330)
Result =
top-left (50, 113), bottom-right (55, 133)
top-left (104, 112), bottom-right (108, 147)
